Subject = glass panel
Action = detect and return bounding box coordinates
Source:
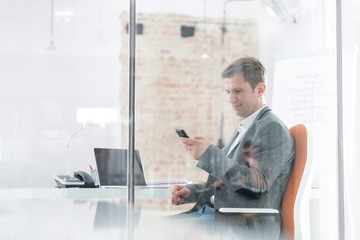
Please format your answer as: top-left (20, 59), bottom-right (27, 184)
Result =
top-left (131, 1), bottom-right (259, 180)
top-left (342, 0), bottom-right (360, 239)
top-left (265, 1), bottom-right (339, 239)
top-left (132, 0), bottom-right (339, 239)
top-left (0, 0), bottom-right (344, 239)
top-left (0, 1), bottom-right (127, 186)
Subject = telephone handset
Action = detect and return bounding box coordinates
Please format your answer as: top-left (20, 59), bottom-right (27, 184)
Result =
top-left (73, 171), bottom-right (96, 186)
top-left (53, 171), bottom-right (98, 188)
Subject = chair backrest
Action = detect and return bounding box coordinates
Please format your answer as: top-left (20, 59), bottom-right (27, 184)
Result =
top-left (281, 124), bottom-right (310, 240)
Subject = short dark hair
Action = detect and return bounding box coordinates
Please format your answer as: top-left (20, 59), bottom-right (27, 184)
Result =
top-left (221, 57), bottom-right (266, 90)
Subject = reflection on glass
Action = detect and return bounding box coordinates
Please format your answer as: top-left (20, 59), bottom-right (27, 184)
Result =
top-left (93, 201), bottom-right (142, 229)
top-left (1, 0), bottom-right (359, 239)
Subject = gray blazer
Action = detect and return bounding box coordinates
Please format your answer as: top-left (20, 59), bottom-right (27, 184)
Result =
top-left (184, 106), bottom-right (295, 212)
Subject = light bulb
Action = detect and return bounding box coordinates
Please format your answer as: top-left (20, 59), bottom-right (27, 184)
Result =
top-left (200, 43), bottom-right (210, 59)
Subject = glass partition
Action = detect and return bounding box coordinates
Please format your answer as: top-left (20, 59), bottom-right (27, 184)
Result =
top-left (130, 0), bottom-right (261, 211)
top-left (0, 1), bottom-right (128, 187)
top-left (0, 0), bottom-right (356, 239)
top-left (342, 0), bottom-right (360, 239)
top-left (131, 0), bottom-right (339, 239)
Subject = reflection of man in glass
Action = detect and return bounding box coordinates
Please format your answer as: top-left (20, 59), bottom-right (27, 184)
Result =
top-left (170, 57), bottom-right (295, 239)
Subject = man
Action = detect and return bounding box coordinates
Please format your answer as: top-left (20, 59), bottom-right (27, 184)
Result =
top-left (170, 57), bottom-right (295, 239)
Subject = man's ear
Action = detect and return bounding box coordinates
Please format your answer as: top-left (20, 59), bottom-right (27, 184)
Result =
top-left (257, 83), bottom-right (266, 97)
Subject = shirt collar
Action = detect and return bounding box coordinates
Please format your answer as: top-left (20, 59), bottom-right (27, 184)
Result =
top-left (237, 104), bottom-right (267, 134)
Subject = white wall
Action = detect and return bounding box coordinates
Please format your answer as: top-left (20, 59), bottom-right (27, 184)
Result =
top-left (0, 0), bottom-right (127, 187)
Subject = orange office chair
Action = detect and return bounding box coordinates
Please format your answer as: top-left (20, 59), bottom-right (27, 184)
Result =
top-left (281, 124), bottom-right (311, 239)
top-left (219, 124), bottom-right (313, 240)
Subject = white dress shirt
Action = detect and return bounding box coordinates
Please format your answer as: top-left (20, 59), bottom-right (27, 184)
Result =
top-left (227, 105), bottom-right (267, 156)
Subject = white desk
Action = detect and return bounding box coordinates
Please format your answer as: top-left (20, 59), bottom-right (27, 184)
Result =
top-left (0, 187), bottom-right (300, 240)
top-left (0, 188), bottom-right (210, 240)
top-left (0, 187), bottom-right (171, 200)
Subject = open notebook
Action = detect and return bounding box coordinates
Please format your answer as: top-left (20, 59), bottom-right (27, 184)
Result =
top-left (94, 148), bottom-right (189, 187)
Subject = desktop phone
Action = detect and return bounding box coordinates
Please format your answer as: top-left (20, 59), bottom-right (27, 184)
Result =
top-left (53, 171), bottom-right (98, 188)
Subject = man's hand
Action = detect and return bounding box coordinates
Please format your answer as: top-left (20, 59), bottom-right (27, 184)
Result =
top-left (181, 136), bottom-right (211, 160)
top-left (171, 185), bottom-right (190, 205)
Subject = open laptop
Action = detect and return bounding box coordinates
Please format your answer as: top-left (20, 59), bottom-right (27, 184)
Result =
top-left (94, 148), bottom-right (147, 187)
top-left (94, 148), bottom-right (188, 188)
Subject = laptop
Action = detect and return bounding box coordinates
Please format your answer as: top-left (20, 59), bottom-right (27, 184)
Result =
top-left (94, 148), bottom-right (147, 187)
top-left (94, 148), bottom-right (188, 188)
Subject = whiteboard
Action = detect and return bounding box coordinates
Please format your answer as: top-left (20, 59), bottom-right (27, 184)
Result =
top-left (271, 53), bottom-right (337, 175)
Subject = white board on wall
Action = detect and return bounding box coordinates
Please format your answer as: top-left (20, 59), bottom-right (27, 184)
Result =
top-left (271, 52), bottom-right (337, 176)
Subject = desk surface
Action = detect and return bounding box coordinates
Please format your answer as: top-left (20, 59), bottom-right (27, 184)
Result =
top-left (0, 187), bottom-right (171, 200)
top-left (0, 188), bottom-right (222, 240)
top-left (0, 198), bottom-right (185, 240)
top-left (0, 187), bottom-right (240, 240)
top-left (1, 187), bottom-right (289, 240)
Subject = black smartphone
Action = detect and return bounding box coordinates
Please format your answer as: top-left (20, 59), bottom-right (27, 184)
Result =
top-left (176, 129), bottom-right (190, 138)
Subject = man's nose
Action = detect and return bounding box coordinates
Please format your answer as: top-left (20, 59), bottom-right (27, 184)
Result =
top-left (229, 92), bottom-right (236, 103)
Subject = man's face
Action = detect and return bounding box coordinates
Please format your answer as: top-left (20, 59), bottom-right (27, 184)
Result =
top-left (223, 75), bottom-right (265, 118)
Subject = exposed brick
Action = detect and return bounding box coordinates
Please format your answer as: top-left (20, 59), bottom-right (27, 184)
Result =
top-left (119, 12), bottom-right (258, 184)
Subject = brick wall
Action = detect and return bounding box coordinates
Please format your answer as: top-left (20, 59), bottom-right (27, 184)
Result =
top-left (119, 12), bottom-right (258, 184)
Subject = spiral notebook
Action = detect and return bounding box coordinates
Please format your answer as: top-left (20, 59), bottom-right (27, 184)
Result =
top-left (94, 148), bottom-right (189, 188)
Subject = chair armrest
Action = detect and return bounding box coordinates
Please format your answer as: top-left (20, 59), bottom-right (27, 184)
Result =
top-left (218, 208), bottom-right (279, 215)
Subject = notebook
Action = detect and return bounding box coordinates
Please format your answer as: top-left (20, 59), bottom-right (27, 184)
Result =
top-left (94, 148), bottom-right (188, 187)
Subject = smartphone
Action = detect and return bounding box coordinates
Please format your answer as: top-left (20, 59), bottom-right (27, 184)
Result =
top-left (176, 129), bottom-right (190, 138)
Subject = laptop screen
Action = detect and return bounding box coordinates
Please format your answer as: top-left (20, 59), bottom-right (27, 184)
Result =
top-left (94, 148), bottom-right (147, 186)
